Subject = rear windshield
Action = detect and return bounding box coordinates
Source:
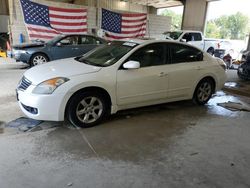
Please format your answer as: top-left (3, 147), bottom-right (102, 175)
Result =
top-left (163, 31), bottom-right (183, 40)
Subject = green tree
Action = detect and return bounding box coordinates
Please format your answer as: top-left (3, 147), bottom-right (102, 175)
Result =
top-left (205, 12), bottom-right (250, 40)
top-left (161, 10), bottom-right (182, 30)
top-left (206, 21), bottom-right (220, 38)
top-left (226, 12), bottom-right (249, 39)
top-left (214, 15), bottom-right (230, 39)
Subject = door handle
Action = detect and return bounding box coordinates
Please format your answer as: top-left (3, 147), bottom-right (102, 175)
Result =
top-left (158, 72), bottom-right (168, 77)
top-left (72, 47), bottom-right (79, 50)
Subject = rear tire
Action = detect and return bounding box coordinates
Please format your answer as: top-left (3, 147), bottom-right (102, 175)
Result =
top-left (66, 91), bottom-right (109, 128)
top-left (193, 78), bottom-right (215, 105)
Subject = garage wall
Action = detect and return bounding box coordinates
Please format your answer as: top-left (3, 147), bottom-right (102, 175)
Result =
top-left (0, 0), bottom-right (9, 15)
top-left (148, 14), bottom-right (171, 38)
top-left (0, 15), bottom-right (9, 33)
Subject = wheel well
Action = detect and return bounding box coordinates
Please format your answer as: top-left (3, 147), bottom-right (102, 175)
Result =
top-left (195, 76), bottom-right (216, 93)
top-left (65, 86), bottom-right (112, 115)
top-left (207, 47), bottom-right (214, 53)
top-left (29, 52), bottom-right (50, 63)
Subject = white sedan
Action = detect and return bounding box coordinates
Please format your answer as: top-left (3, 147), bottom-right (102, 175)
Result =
top-left (16, 39), bottom-right (226, 127)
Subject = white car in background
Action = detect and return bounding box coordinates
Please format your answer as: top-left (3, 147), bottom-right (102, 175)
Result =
top-left (16, 39), bottom-right (226, 128)
top-left (162, 30), bottom-right (219, 55)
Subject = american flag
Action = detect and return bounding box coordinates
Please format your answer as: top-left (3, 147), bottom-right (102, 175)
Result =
top-left (101, 9), bottom-right (147, 41)
top-left (20, 0), bottom-right (87, 41)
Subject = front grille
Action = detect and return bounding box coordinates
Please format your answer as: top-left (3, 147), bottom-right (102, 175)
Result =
top-left (18, 77), bottom-right (32, 91)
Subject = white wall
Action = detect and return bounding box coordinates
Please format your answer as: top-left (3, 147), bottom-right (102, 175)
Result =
top-left (148, 14), bottom-right (171, 38)
top-left (0, 15), bottom-right (9, 33)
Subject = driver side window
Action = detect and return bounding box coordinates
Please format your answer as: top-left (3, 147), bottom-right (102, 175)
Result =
top-left (127, 44), bottom-right (165, 67)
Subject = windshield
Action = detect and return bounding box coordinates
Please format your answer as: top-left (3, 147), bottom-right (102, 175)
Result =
top-left (163, 31), bottom-right (183, 40)
top-left (76, 41), bottom-right (137, 67)
top-left (46, 35), bottom-right (65, 45)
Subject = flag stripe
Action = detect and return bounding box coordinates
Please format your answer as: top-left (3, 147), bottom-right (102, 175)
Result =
top-left (51, 25), bottom-right (87, 30)
top-left (122, 23), bottom-right (146, 29)
top-left (49, 10), bottom-right (87, 17)
top-left (121, 28), bottom-right (146, 34)
top-left (121, 17), bottom-right (147, 23)
top-left (49, 14), bottom-right (87, 20)
top-left (29, 34), bottom-right (56, 39)
top-left (49, 6), bottom-right (86, 13)
top-left (55, 28), bottom-right (88, 33)
top-left (50, 18), bottom-right (86, 23)
top-left (27, 26), bottom-right (59, 34)
top-left (50, 21), bottom-right (87, 26)
top-left (105, 33), bottom-right (145, 40)
top-left (122, 13), bottom-right (147, 17)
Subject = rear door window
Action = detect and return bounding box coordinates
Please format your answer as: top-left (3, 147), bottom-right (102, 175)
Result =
top-left (169, 43), bottom-right (203, 63)
top-left (79, 36), bottom-right (98, 45)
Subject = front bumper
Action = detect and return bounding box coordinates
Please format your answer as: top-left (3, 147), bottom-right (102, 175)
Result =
top-left (17, 88), bottom-right (66, 121)
top-left (12, 50), bottom-right (32, 63)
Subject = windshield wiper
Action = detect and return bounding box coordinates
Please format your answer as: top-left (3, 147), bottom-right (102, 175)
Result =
top-left (77, 58), bottom-right (104, 67)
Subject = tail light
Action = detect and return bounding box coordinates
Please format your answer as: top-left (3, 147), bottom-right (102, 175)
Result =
top-left (216, 58), bottom-right (227, 71)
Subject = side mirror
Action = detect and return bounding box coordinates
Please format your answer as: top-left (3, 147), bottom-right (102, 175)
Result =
top-left (56, 42), bottom-right (62, 47)
top-left (123, 61), bottom-right (140, 69)
top-left (180, 38), bottom-right (187, 42)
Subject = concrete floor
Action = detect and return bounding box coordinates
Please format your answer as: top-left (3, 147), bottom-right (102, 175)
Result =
top-left (1, 58), bottom-right (250, 188)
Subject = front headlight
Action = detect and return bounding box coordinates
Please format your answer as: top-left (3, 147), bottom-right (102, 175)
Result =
top-left (32, 77), bottom-right (69, 94)
top-left (14, 50), bottom-right (27, 54)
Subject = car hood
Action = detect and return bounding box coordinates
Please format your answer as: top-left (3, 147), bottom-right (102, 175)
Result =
top-left (24, 58), bottom-right (102, 85)
top-left (13, 43), bottom-right (45, 49)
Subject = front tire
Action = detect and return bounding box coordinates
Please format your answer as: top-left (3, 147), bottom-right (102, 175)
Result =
top-left (66, 91), bottom-right (109, 128)
top-left (30, 53), bottom-right (48, 66)
top-left (193, 78), bottom-right (214, 105)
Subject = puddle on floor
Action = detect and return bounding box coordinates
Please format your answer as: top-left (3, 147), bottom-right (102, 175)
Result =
top-left (207, 91), bottom-right (244, 117)
top-left (224, 82), bottom-right (242, 88)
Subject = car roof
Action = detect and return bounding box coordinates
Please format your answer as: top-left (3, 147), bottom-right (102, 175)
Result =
top-left (117, 38), bottom-right (189, 45)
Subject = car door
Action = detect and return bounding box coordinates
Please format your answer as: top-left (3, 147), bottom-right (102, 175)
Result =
top-left (116, 43), bottom-right (169, 106)
top-left (166, 43), bottom-right (204, 99)
top-left (77, 36), bottom-right (102, 56)
top-left (50, 35), bottom-right (80, 60)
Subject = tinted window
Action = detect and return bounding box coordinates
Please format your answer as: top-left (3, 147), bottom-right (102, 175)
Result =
top-left (182, 33), bottom-right (192, 42)
top-left (127, 44), bottom-right (165, 67)
top-left (191, 33), bottom-right (202, 41)
top-left (182, 33), bottom-right (202, 42)
top-left (79, 36), bottom-right (97, 44)
top-left (170, 44), bottom-right (203, 63)
top-left (59, 36), bottom-right (78, 45)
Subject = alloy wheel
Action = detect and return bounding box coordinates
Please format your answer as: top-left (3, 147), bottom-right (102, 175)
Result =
top-left (32, 55), bottom-right (47, 66)
top-left (197, 82), bottom-right (212, 102)
top-left (76, 96), bottom-right (103, 124)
